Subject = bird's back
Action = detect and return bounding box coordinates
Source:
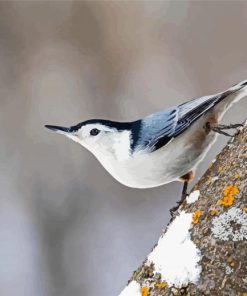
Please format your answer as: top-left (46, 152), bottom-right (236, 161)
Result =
top-left (132, 80), bottom-right (247, 154)
top-left (97, 80), bottom-right (247, 188)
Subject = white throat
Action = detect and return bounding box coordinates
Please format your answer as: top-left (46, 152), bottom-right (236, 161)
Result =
top-left (93, 130), bottom-right (132, 162)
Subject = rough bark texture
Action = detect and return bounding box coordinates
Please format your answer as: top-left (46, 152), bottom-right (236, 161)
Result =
top-left (121, 123), bottom-right (247, 296)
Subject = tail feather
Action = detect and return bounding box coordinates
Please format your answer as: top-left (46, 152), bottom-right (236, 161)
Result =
top-left (222, 79), bottom-right (247, 103)
top-left (211, 79), bottom-right (247, 121)
top-left (175, 79), bottom-right (247, 136)
top-left (231, 79), bottom-right (247, 89)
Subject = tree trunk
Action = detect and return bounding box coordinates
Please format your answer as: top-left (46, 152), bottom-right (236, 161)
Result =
top-left (120, 123), bottom-right (247, 296)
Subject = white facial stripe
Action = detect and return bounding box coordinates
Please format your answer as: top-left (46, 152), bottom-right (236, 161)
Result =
top-left (77, 123), bottom-right (116, 137)
top-left (61, 123), bottom-right (132, 165)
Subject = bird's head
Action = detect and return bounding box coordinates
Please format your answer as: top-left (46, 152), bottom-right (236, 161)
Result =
top-left (45, 119), bottom-right (135, 160)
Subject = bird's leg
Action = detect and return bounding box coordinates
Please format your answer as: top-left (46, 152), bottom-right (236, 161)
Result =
top-left (206, 122), bottom-right (243, 137)
top-left (170, 181), bottom-right (189, 217)
top-left (181, 180), bottom-right (188, 200)
top-left (170, 172), bottom-right (193, 217)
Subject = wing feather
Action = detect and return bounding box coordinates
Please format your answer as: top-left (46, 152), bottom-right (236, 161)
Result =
top-left (135, 81), bottom-right (246, 152)
top-left (135, 108), bottom-right (178, 151)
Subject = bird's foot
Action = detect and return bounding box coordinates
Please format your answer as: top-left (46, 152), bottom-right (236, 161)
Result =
top-left (170, 191), bottom-right (189, 217)
top-left (206, 122), bottom-right (243, 137)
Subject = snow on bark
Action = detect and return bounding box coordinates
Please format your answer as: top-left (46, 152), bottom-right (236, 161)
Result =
top-left (119, 281), bottom-right (141, 296)
top-left (186, 190), bottom-right (200, 204)
top-left (147, 211), bottom-right (201, 288)
top-left (119, 123), bottom-right (247, 296)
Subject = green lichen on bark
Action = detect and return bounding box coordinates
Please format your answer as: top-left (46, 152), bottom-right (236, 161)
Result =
top-left (124, 124), bottom-right (247, 296)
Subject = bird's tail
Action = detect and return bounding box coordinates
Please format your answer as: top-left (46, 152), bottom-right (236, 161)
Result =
top-left (226, 79), bottom-right (247, 100)
top-left (214, 79), bottom-right (247, 120)
top-left (175, 79), bottom-right (247, 136)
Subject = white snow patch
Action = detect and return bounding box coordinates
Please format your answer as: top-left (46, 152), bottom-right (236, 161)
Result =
top-left (119, 280), bottom-right (141, 296)
top-left (186, 190), bottom-right (200, 204)
top-left (212, 207), bottom-right (247, 241)
top-left (147, 211), bottom-right (201, 288)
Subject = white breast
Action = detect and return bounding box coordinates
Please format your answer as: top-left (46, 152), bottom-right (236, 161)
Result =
top-left (88, 86), bottom-right (246, 188)
top-left (92, 118), bottom-right (216, 189)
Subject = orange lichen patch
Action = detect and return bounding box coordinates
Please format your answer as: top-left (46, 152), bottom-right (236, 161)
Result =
top-left (234, 173), bottom-right (240, 179)
top-left (192, 210), bottom-right (202, 224)
top-left (243, 207), bottom-right (247, 212)
top-left (223, 185), bottom-right (239, 196)
top-left (141, 286), bottom-right (149, 296)
top-left (218, 185), bottom-right (239, 207)
top-left (218, 194), bottom-right (234, 206)
top-left (242, 293), bottom-right (247, 296)
top-left (210, 209), bottom-right (218, 216)
top-left (155, 282), bottom-right (167, 289)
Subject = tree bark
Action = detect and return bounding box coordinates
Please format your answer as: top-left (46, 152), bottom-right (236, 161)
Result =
top-left (120, 123), bottom-right (247, 296)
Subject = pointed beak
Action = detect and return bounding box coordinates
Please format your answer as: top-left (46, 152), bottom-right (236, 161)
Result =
top-left (45, 125), bottom-right (72, 135)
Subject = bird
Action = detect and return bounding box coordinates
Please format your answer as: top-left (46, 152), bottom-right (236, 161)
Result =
top-left (45, 80), bottom-right (246, 213)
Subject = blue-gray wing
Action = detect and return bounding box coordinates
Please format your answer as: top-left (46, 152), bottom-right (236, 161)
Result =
top-left (135, 81), bottom-right (246, 152)
top-left (135, 107), bottom-right (178, 152)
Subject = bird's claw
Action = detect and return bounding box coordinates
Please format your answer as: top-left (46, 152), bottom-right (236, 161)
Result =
top-left (170, 193), bottom-right (189, 217)
top-left (207, 123), bottom-right (243, 137)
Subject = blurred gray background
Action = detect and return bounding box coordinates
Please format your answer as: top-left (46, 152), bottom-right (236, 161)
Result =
top-left (0, 1), bottom-right (246, 296)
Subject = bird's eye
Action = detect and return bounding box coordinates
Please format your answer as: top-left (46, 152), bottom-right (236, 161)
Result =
top-left (90, 128), bottom-right (100, 136)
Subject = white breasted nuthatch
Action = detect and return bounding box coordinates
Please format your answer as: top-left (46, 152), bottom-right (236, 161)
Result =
top-left (45, 80), bottom-right (246, 208)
